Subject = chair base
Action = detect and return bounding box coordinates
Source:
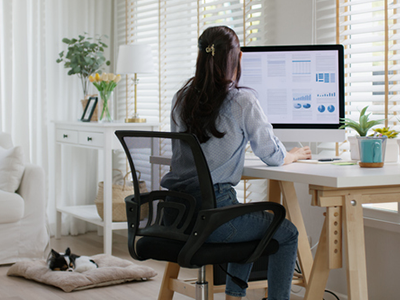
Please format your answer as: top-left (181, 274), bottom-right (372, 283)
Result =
top-left (158, 262), bottom-right (306, 300)
top-left (196, 267), bottom-right (208, 300)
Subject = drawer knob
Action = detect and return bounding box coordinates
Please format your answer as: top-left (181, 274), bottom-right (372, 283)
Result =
top-left (63, 134), bottom-right (68, 138)
top-left (87, 137), bottom-right (93, 142)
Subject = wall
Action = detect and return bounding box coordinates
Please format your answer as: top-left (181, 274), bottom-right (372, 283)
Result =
top-left (271, 1), bottom-right (400, 299)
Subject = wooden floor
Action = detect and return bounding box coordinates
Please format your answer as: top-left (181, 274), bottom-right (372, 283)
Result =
top-left (0, 232), bottom-right (303, 300)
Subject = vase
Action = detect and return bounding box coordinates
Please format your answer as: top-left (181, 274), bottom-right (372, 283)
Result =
top-left (98, 90), bottom-right (113, 122)
top-left (357, 136), bottom-right (387, 168)
top-left (81, 76), bottom-right (90, 99)
top-left (349, 136), bottom-right (399, 163)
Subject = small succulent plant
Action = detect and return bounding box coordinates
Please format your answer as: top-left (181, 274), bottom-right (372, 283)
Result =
top-left (340, 106), bottom-right (385, 136)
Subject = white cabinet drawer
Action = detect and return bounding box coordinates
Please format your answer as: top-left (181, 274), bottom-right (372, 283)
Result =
top-left (56, 129), bottom-right (78, 144)
top-left (79, 131), bottom-right (104, 147)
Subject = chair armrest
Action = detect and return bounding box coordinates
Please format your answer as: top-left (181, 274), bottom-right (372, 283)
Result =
top-left (178, 201), bottom-right (285, 268)
top-left (125, 189), bottom-right (198, 260)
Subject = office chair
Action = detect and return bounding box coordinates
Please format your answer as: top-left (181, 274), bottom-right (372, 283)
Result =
top-left (115, 130), bottom-right (286, 300)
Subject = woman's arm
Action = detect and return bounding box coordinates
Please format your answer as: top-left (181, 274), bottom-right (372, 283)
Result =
top-left (283, 146), bottom-right (312, 164)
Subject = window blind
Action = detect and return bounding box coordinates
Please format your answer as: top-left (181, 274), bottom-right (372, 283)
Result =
top-left (336, 0), bottom-right (400, 216)
top-left (337, 0), bottom-right (400, 135)
top-left (116, 0), bottom-right (159, 123)
top-left (159, 0), bottom-right (198, 134)
top-left (315, 0), bottom-right (337, 45)
top-left (312, 0), bottom-right (341, 155)
top-left (114, 0), bottom-right (160, 187)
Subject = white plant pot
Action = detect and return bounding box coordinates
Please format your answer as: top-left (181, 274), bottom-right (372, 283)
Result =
top-left (348, 136), bottom-right (399, 163)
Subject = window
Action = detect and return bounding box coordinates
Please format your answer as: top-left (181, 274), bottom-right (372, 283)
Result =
top-left (114, 0), bottom-right (160, 188)
top-left (336, 0), bottom-right (400, 222)
top-left (115, 0), bottom-right (159, 124)
top-left (116, 1), bottom-right (400, 215)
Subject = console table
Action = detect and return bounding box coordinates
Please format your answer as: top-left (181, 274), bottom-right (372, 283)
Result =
top-left (49, 121), bottom-right (159, 255)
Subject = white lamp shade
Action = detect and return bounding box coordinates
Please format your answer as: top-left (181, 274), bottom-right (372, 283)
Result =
top-left (116, 44), bottom-right (155, 74)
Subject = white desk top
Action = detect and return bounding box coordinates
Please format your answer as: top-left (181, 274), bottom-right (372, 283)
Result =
top-left (243, 158), bottom-right (400, 188)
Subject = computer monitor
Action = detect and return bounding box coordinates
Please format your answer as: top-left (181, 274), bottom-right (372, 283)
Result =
top-left (239, 44), bottom-right (345, 143)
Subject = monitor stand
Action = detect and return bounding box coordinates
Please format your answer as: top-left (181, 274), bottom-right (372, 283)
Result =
top-left (274, 129), bottom-right (346, 143)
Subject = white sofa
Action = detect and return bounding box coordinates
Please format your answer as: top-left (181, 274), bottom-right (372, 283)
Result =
top-left (0, 132), bottom-right (49, 264)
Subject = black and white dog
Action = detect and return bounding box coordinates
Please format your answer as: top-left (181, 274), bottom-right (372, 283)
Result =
top-left (47, 247), bottom-right (98, 273)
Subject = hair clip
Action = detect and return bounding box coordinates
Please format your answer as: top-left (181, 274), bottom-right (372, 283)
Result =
top-left (205, 44), bottom-right (215, 56)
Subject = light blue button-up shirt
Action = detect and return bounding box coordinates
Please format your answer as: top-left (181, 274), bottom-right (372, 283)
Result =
top-left (160, 88), bottom-right (287, 190)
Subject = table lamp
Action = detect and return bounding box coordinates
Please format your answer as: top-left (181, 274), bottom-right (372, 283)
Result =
top-left (116, 44), bottom-right (155, 123)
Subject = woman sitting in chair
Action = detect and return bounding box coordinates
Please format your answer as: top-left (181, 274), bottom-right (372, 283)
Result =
top-left (161, 25), bottom-right (312, 300)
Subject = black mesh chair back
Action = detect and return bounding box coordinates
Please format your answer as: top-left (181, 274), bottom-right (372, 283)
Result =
top-left (115, 130), bottom-right (286, 270)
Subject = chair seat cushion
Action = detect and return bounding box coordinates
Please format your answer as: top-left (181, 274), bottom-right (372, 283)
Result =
top-left (136, 236), bottom-right (279, 267)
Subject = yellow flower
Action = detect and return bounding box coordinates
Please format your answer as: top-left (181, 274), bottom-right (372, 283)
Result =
top-left (89, 75), bottom-right (95, 83)
top-left (115, 74), bottom-right (122, 83)
top-left (95, 73), bottom-right (101, 82)
top-left (101, 72), bottom-right (108, 82)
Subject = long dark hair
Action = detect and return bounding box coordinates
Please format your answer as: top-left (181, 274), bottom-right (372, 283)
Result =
top-left (172, 26), bottom-right (242, 143)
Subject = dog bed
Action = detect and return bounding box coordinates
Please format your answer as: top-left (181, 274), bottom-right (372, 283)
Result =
top-left (7, 254), bottom-right (157, 292)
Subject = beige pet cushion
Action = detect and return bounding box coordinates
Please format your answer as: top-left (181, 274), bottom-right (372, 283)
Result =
top-left (7, 254), bottom-right (157, 292)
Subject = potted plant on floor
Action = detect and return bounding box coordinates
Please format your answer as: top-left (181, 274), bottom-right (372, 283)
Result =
top-left (340, 106), bottom-right (388, 167)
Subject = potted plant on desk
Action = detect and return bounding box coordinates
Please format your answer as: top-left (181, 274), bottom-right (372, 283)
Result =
top-left (370, 127), bottom-right (400, 163)
top-left (340, 106), bottom-right (387, 167)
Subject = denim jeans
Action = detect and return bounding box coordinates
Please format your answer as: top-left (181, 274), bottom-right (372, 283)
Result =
top-left (202, 183), bottom-right (299, 299)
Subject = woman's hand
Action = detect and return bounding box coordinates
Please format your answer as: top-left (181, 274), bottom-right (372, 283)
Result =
top-left (284, 146), bottom-right (312, 164)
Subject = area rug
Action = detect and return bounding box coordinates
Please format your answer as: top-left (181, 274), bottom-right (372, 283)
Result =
top-left (7, 254), bottom-right (157, 292)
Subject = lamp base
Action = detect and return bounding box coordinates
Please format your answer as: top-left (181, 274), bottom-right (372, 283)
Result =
top-left (125, 117), bottom-right (146, 123)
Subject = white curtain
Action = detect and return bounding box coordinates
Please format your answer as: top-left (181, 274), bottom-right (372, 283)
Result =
top-left (0, 0), bottom-right (113, 236)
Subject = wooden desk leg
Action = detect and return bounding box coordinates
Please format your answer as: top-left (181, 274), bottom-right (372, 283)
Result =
top-left (304, 214), bottom-right (330, 300)
top-left (268, 179), bottom-right (281, 203)
top-left (279, 181), bottom-right (313, 286)
top-left (158, 262), bottom-right (180, 300)
top-left (343, 194), bottom-right (369, 300)
top-left (206, 265), bottom-right (214, 300)
top-left (327, 206), bottom-right (342, 269)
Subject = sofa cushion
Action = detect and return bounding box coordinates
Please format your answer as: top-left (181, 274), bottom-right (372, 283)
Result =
top-left (0, 146), bottom-right (25, 193)
top-left (0, 190), bottom-right (24, 223)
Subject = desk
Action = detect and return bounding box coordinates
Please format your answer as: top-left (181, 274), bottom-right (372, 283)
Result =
top-left (49, 121), bottom-right (159, 255)
top-left (243, 158), bottom-right (400, 300)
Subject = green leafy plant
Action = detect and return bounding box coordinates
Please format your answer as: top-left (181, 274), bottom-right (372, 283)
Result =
top-left (56, 33), bottom-right (111, 98)
top-left (339, 106), bottom-right (385, 136)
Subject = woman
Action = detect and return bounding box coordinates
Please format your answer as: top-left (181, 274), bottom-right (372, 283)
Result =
top-left (161, 26), bottom-right (311, 300)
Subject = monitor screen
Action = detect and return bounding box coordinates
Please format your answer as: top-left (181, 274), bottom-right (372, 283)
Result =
top-left (239, 44), bottom-right (345, 142)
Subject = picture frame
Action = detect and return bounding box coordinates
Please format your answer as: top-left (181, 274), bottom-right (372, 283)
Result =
top-left (81, 96), bottom-right (98, 122)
